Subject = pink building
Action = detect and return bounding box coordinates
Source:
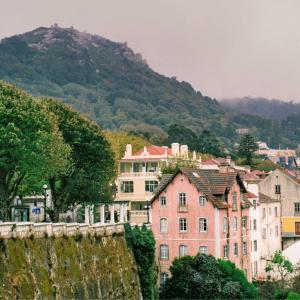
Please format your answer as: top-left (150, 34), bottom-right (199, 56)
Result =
top-left (151, 167), bottom-right (252, 284)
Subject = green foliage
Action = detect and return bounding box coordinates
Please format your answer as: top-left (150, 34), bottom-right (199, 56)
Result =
top-left (237, 134), bottom-right (259, 167)
top-left (160, 253), bottom-right (257, 299)
top-left (43, 98), bottom-right (116, 220)
top-left (104, 130), bottom-right (150, 162)
top-left (266, 251), bottom-right (294, 288)
top-left (287, 291), bottom-right (300, 300)
top-left (124, 224), bottom-right (156, 300)
top-left (0, 81), bottom-right (71, 220)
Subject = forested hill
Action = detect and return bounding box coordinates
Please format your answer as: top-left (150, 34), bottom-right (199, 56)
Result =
top-left (220, 97), bottom-right (300, 120)
top-left (0, 25), bottom-right (299, 148)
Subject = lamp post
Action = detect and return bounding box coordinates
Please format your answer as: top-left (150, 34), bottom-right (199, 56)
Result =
top-left (42, 184), bottom-right (48, 222)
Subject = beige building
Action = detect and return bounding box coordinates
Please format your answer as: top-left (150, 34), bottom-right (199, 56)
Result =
top-left (259, 169), bottom-right (300, 249)
top-left (115, 143), bottom-right (200, 224)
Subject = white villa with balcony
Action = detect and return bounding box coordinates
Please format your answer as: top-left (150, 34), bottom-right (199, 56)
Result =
top-left (115, 143), bottom-right (200, 224)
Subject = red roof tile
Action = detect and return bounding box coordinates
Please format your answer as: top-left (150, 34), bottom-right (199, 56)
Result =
top-left (135, 145), bottom-right (172, 156)
top-left (245, 192), bottom-right (257, 199)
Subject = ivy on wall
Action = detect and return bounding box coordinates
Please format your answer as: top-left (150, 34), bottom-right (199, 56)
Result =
top-left (124, 224), bottom-right (157, 300)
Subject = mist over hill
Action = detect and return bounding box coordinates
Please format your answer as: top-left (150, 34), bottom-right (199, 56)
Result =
top-left (0, 25), bottom-right (299, 149)
top-left (221, 97), bottom-right (300, 120)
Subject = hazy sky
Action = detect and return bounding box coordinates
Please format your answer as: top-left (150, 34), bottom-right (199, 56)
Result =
top-left (1, 0), bottom-right (300, 101)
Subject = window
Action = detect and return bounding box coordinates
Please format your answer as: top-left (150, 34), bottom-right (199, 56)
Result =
top-left (253, 219), bottom-right (257, 231)
top-left (253, 240), bottom-right (257, 252)
top-left (160, 218), bottom-right (168, 233)
top-left (262, 228), bottom-right (267, 239)
top-left (179, 218), bottom-right (187, 232)
top-left (242, 217), bottom-right (247, 229)
top-left (179, 193), bottom-right (187, 206)
top-left (275, 184), bottom-right (281, 194)
top-left (295, 222), bottom-right (300, 235)
top-left (262, 208), bottom-right (266, 219)
top-left (269, 207), bottom-right (272, 216)
top-left (243, 242), bottom-right (247, 255)
top-left (199, 246), bottom-right (208, 254)
top-left (145, 180), bottom-right (158, 192)
top-left (234, 243), bottom-right (238, 256)
top-left (121, 181), bottom-right (133, 193)
top-left (146, 162), bottom-right (158, 172)
top-left (233, 217), bottom-right (238, 231)
top-left (133, 162), bottom-right (143, 173)
top-left (160, 245), bottom-right (169, 260)
top-left (253, 261), bottom-right (258, 277)
top-left (199, 218), bottom-right (208, 232)
top-left (270, 227), bottom-right (272, 237)
top-left (295, 203), bottom-right (300, 214)
top-left (179, 245), bottom-right (188, 257)
top-left (160, 272), bottom-right (168, 285)
top-left (160, 196), bottom-right (167, 206)
top-left (223, 244), bottom-right (229, 258)
top-left (199, 195), bottom-right (206, 206)
top-left (223, 217), bottom-right (228, 232)
top-left (275, 225), bottom-right (279, 237)
top-left (275, 206), bottom-right (278, 217)
top-left (232, 192), bottom-right (237, 211)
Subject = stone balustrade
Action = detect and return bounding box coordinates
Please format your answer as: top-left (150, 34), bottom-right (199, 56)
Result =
top-left (0, 222), bottom-right (125, 239)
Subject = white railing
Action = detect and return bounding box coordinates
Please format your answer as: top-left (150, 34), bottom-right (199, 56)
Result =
top-left (0, 222), bottom-right (125, 239)
top-left (118, 172), bottom-right (159, 178)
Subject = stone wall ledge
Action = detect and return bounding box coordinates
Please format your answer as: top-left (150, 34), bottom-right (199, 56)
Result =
top-left (0, 222), bottom-right (125, 239)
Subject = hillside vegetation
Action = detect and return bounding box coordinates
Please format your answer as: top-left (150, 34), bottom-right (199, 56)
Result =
top-left (0, 25), bottom-right (299, 149)
top-left (221, 97), bottom-right (300, 120)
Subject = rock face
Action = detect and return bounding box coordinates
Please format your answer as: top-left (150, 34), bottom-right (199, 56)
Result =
top-left (0, 233), bottom-right (140, 299)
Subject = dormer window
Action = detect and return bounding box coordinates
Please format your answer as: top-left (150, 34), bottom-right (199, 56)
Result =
top-left (199, 196), bottom-right (206, 206)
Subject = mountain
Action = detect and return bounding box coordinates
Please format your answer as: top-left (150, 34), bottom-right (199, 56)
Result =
top-left (220, 97), bottom-right (300, 120)
top-left (0, 25), bottom-right (299, 149)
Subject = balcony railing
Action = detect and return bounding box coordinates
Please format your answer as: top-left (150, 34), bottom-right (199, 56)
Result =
top-left (119, 172), bottom-right (160, 178)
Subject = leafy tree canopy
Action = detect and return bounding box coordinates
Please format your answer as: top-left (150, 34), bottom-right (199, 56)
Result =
top-left (237, 134), bottom-right (259, 167)
top-left (160, 253), bottom-right (257, 299)
top-left (0, 81), bottom-right (70, 220)
top-left (43, 98), bottom-right (116, 221)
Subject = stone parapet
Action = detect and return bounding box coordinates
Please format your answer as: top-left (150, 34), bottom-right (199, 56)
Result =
top-left (0, 222), bottom-right (125, 239)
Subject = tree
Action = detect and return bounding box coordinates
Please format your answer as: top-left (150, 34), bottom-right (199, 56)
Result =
top-left (198, 130), bottom-right (223, 157)
top-left (237, 134), bottom-right (258, 167)
top-left (0, 82), bottom-right (70, 220)
top-left (160, 253), bottom-right (257, 299)
top-left (166, 124), bottom-right (198, 150)
top-left (124, 224), bottom-right (157, 300)
top-left (266, 250), bottom-right (294, 289)
top-left (43, 98), bottom-right (116, 221)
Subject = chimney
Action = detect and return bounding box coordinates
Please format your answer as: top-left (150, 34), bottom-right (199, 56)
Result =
top-left (125, 144), bottom-right (132, 157)
top-left (218, 162), bottom-right (231, 173)
top-left (142, 146), bottom-right (149, 156)
top-left (226, 156), bottom-right (231, 165)
top-left (180, 145), bottom-right (189, 158)
top-left (193, 151), bottom-right (197, 160)
top-left (171, 143), bottom-right (180, 156)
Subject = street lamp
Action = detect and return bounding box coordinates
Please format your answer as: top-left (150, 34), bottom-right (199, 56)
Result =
top-left (42, 184), bottom-right (48, 222)
top-left (144, 200), bottom-right (151, 224)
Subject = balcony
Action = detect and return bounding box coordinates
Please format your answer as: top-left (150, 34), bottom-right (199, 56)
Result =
top-left (118, 172), bottom-right (159, 178)
top-left (178, 204), bottom-right (188, 213)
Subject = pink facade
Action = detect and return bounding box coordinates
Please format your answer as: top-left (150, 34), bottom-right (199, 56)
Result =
top-left (151, 168), bottom-right (251, 283)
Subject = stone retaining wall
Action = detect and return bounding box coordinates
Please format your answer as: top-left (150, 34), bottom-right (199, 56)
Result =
top-left (0, 222), bottom-right (125, 239)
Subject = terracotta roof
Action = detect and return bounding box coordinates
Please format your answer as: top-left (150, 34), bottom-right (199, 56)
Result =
top-left (259, 193), bottom-right (280, 203)
top-left (202, 157), bottom-right (227, 166)
top-left (245, 192), bottom-right (257, 199)
top-left (151, 168), bottom-right (247, 209)
top-left (283, 169), bottom-right (300, 184)
top-left (135, 145), bottom-right (172, 156)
